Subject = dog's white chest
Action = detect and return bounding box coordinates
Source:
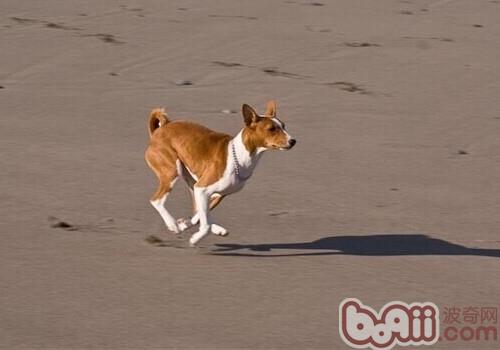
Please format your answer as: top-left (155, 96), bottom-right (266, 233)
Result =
top-left (210, 172), bottom-right (246, 196)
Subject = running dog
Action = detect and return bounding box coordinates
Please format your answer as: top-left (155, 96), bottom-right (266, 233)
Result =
top-left (145, 100), bottom-right (296, 246)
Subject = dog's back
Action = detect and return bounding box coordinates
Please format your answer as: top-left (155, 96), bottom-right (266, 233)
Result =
top-left (146, 110), bottom-right (231, 188)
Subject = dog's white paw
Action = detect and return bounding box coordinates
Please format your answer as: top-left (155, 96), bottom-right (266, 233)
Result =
top-left (189, 233), bottom-right (202, 247)
top-left (211, 224), bottom-right (228, 236)
top-left (177, 217), bottom-right (192, 232)
top-left (189, 226), bottom-right (210, 246)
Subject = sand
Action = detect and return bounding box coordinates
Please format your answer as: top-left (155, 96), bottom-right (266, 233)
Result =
top-left (1, 0), bottom-right (500, 349)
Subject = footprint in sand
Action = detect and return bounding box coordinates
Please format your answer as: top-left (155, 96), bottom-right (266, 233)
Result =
top-left (341, 42), bottom-right (380, 47)
top-left (10, 17), bottom-right (41, 25)
top-left (48, 216), bottom-right (116, 232)
top-left (48, 216), bottom-right (78, 231)
top-left (10, 17), bottom-right (126, 44)
top-left (269, 211), bottom-right (289, 217)
top-left (262, 67), bottom-right (306, 79)
top-left (325, 81), bottom-right (371, 94)
top-left (212, 60), bottom-right (306, 80)
top-left (303, 2), bottom-right (325, 6)
top-left (10, 17), bottom-right (80, 31)
top-left (209, 14), bottom-right (258, 20)
top-left (174, 79), bottom-right (193, 86)
top-left (80, 33), bottom-right (125, 44)
top-left (44, 22), bottom-right (80, 31)
top-left (212, 61), bottom-right (243, 67)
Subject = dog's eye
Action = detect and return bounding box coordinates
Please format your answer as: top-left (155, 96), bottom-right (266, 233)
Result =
top-left (268, 126), bottom-right (277, 132)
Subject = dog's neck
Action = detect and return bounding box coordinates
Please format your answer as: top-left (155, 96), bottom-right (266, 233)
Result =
top-left (231, 130), bottom-right (266, 180)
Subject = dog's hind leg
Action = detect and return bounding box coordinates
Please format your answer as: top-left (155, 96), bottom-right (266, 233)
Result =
top-left (146, 151), bottom-right (180, 233)
top-left (150, 176), bottom-right (179, 233)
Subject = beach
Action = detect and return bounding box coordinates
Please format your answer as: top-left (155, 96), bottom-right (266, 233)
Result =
top-left (1, 1), bottom-right (500, 348)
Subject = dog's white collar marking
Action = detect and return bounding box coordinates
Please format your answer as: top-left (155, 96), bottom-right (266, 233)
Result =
top-left (230, 130), bottom-right (266, 181)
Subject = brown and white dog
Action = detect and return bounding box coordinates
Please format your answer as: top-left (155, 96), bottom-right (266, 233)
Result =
top-left (145, 100), bottom-right (296, 246)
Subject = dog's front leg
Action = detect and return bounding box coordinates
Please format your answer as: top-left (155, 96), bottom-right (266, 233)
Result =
top-left (178, 194), bottom-right (228, 236)
top-left (189, 187), bottom-right (211, 246)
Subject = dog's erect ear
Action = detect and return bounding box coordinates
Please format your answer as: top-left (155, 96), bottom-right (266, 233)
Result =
top-left (242, 104), bottom-right (260, 126)
top-left (264, 100), bottom-right (277, 118)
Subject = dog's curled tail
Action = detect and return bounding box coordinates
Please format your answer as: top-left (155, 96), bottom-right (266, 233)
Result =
top-left (148, 108), bottom-right (170, 138)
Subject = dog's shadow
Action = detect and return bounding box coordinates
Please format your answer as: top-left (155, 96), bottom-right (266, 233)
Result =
top-left (211, 234), bottom-right (500, 258)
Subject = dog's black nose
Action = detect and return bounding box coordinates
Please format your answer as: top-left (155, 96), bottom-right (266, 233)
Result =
top-left (289, 139), bottom-right (297, 147)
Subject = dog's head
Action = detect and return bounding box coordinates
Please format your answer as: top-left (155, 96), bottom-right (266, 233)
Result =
top-left (241, 100), bottom-right (296, 153)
